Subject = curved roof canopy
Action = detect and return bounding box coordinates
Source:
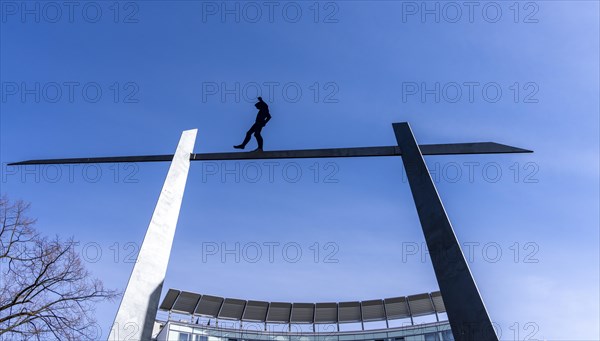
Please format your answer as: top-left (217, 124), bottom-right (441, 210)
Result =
top-left (159, 289), bottom-right (446, 324)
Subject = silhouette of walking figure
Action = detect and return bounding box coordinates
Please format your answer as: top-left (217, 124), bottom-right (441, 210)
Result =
top-left (234, 97), bottom-right (271, 151)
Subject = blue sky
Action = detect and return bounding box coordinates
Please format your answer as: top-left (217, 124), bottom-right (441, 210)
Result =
top-left (1, 1), bottom-right (598, 340)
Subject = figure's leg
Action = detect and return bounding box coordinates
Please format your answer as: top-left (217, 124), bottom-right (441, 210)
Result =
top-left (253, 125), bottom-right (264, 150)
top-left (235, 125), bottom-right (257, 149)
top-left (242, 128), bottom-right (254, 146)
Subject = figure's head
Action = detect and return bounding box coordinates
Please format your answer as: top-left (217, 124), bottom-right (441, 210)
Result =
top-left (255, 97), bottom-right (268, 110)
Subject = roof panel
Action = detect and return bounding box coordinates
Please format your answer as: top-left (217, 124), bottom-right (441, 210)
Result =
top-left (243, 300), bottom-right (269, 321)
top-left (314, 303), bottom-right (337, 323)
top-left (384, 297), bottom-right (410, 319)
top-left (172, 291), bottom-right (201, 314)
top-left (291, 303), bottom-right (314, 323)
top-left (338, 301), bottom-right (361, 323)
top-left (159, 289), bottom-right (181, 311)
top-left (361, 300), bottom-right (385, 321)
top-left (218, 298), bottom-right (246, 320)
top-left (266, 302), bottom-right (292, 323)
top-left (194, 295), bottom-right (224, 317)
top-left (407, 293), bottom-right (435, 316)
top-left (431, 291), bottom-right (446, 313)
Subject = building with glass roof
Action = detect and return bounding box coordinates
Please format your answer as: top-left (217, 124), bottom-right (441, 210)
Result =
top-left (154, 289), bottom-right (454, 341)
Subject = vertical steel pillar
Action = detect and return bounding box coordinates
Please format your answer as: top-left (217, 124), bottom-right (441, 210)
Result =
top-left (393, 123), bottom-right (497, 341)
top-left (108, 129), bottom-right (197, 341)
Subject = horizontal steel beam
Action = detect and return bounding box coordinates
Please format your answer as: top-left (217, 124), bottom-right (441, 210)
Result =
top-left (8, 142), bottom-right (532, 166)
top-left (9, 155), bottom-right (175, 165)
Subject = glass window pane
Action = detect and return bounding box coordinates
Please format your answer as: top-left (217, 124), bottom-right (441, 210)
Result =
top-left (441, 330), bottom-right (454, 341)
top-left (424, 333), bottom-right (439, 341)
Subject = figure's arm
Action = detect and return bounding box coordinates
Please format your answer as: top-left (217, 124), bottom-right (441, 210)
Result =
top-left (264, 112), bottom-right (272, 125)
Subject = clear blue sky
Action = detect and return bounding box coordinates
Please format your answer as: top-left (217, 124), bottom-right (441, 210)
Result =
top-left (1, 1), bottom-right (598, 340)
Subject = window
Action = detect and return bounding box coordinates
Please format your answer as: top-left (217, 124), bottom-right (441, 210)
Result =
top-left (424, 333), bottom-right (439, 341)
top-left (178, 333), bottom-right (190, 341)
top-left (195, 336), bottom-right (208, 341)
top-left (441, 330), bottom-right (454, 341)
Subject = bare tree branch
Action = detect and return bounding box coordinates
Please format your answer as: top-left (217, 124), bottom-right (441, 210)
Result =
top-left (0, 196), bottom-right (121, 341)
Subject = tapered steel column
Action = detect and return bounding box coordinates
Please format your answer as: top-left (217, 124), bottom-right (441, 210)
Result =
top-left (108, 129), bottom-right (197, 341)
top-left (393, 123), bottom-right (497, 341)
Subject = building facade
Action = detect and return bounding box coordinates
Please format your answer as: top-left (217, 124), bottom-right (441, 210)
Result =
top-left (155, 320), bottom-right (453, 341)
top-left (155, 289), bottom-right (453, 341)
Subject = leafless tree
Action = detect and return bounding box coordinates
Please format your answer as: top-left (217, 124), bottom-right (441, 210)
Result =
top-left (0, 196), bottom-right (120, 340)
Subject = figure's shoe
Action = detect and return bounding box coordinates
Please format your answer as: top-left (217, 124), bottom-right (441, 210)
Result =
top-left (253, 148), bottom-right (263, 152)
top-left (234, 145), bottom-right (245, 150)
